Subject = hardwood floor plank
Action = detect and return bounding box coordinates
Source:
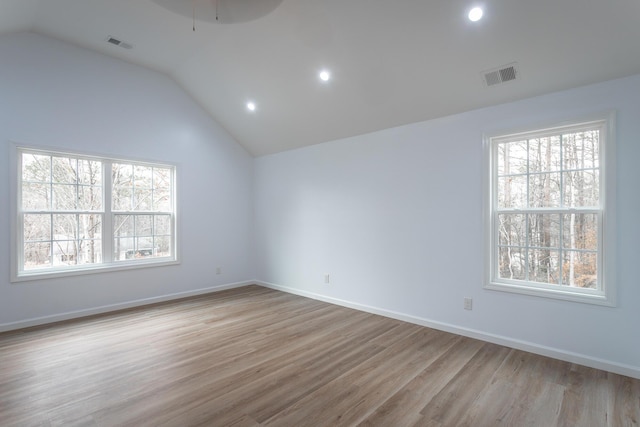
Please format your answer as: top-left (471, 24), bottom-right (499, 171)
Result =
top-left (1, 285), bottom-right (638, 427)
top-left (457, 350), bottom-right (565, 426)
top-left (558, 365), bottom-right (611, 427)
top-left (262, 329), bottom-right (461, 426)
top-left (418, 342), bottom-right (512, 425)
top-left (608, 373), bottom-right (640, 427)
top-left (154, 315), bottom-right (398, 425)
top-left (93, 313), bottom-right (384, 425)
top-left (358, 337), bottom-right (485, 427)
top-left (173, 348), bottom-right (377, 427)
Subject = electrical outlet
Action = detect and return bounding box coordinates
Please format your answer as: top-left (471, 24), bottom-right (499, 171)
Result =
top-left (324, 273), bottom-right (330, 284)
top-left (216, 267), bottom-right (221, 275)
top-left (464, 297), bottom-right (473, 310)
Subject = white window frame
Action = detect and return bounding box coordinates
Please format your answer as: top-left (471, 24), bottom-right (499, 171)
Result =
top-left (483, 113), bottom-right (616, 306)
top-left (10, 144), bottom-right (179, 282)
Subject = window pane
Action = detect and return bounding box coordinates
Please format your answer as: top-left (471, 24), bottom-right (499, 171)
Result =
top-left (113, 214), bottom-right (172, 261)
top-left (155, 236), bottom-right (171, 257)
top-left (53, 240), bottom-right (77, 266)
top-left (112, 164), bottom-right (133, 210)
top-left (114, 237), bottom-right (134, 260)
top-left (22, 154), bottom-right (51, 182)
top-left (53, 184), bottom-right (77, 210)
top-left (153, 167), bottom-right (172, 211)
top-left (133, 188), bottom-right (153, 210)
top-left (528, 173), bottom-right (560, 208)
top-left (153, 187), bottom-right (171, 211)
top-left (22, 183), bottom-right (50, 210)
top-left (78, 185), bottom-right (103, 211)
top-left (562, 214), bottom-right (598, 250)
top-left (78, 214), bottom-right (102, 240)
top-left (52, 156), bottom-right (77, 184)
top-left (498, 175), bottom-right (527, 208)
top-left (136, 237), bottom-right (154, 252)
top-left (135, 215), bottom-right (153, 236)
top-left (77, 160), bottom-right (102, 186)
top-left (78, 239), bottom-right (102, 264)
top-left (134, 165), bottom-right (153, 188)
top-left (529, 136), bottom-right (561, 173)
top-left (562, 170), bottom-right (599, 207)
top-left (24, 214), bottom-right (51, 242)
top-left (53, 214), bottom-right (78, 240)
top-left (498, 214), bottom-right (526, 246)
top-left (562, 251), bottom-right (597, 288)
top-left (498, 246), bottom-right (525, 280)
top-left (113, 187), bottom-right (132, 211)
top-left (154, 167), bottom-right (171, 189)
top-left (563, 131), bottom-right (599, 170)
top-left (112, 163), bottom-right (133, 187)
top-left (528, 214), bottom-right (560, 249)
top-left (155, 215), bottom-right (171, 235)
top-left (24, 242), bottom-right (51, 270)
top-left (114, 215), bottom-right (134, 237)
top-left (528, 249), bottom-right (560, 284)
top-left (497, 141), bottom-right (527, 176)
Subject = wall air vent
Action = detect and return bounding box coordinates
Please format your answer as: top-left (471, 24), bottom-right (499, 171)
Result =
top-left (105, 36), bottom-right (133, 50)
top-left (482, 62), bottom-right (519, 87)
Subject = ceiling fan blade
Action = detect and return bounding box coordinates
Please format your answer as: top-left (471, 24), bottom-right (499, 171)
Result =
top-left (151, 0), bottom-right (284, 24)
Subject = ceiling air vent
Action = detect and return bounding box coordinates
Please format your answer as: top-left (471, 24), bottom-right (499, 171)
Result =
top-left (482, 63), bottom-right (519, 87)
top-left (105, 36), bottom-right (133, 50)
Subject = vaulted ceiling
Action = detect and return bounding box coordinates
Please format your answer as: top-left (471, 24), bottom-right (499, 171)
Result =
top-left (2, 0), bottom-right (640, 156)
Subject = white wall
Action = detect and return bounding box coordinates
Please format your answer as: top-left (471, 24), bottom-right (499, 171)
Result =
top-left (0, 32), bottom-right (254, 328)
top-left (254, 74), bottom-right (640, 377)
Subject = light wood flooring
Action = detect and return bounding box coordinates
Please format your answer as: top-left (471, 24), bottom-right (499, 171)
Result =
top-left (1, 285), bottom-right (638, 426)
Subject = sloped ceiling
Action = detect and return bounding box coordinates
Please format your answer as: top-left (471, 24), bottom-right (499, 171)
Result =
top-left (2, 0), bottom-right (640, 156)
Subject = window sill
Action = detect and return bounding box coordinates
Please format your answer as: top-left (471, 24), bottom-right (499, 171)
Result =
top-left (11, 258), bottom-right (180, 283)
top-left (484, 281), bottom-right (615, 307)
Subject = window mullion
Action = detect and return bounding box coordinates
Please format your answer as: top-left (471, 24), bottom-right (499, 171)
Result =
top-left (558, 132), bottom-right (564, 285)
top-left (524, 138), bottom-right (530, 281)
top-left (103, 161), bottom-right (113, 263)
top-left (496, 141), bottom-right (500, 280)
top-left (48, 156), bottom-right (54, 268)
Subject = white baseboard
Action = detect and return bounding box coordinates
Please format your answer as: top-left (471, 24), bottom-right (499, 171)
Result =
top-left (0, 281), bottom-right (253, 333)
top-left (256, 280), bottom-right (640, 380)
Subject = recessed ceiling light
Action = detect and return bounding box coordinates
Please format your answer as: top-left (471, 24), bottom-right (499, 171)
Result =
top-left (319, 70), bottom-right (331, 82)
top-left (468, 7), bottom-right (483, 22)
top-left (246, 101), bottom-right (256, 111)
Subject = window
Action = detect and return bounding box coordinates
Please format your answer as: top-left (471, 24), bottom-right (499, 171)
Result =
top-left (13, 147), bottom-right (177, 281)
top-left (485, 115), bottom-right (615, 305)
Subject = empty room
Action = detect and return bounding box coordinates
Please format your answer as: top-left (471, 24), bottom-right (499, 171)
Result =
top-left (1, 0), bottom-right (639, 425)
